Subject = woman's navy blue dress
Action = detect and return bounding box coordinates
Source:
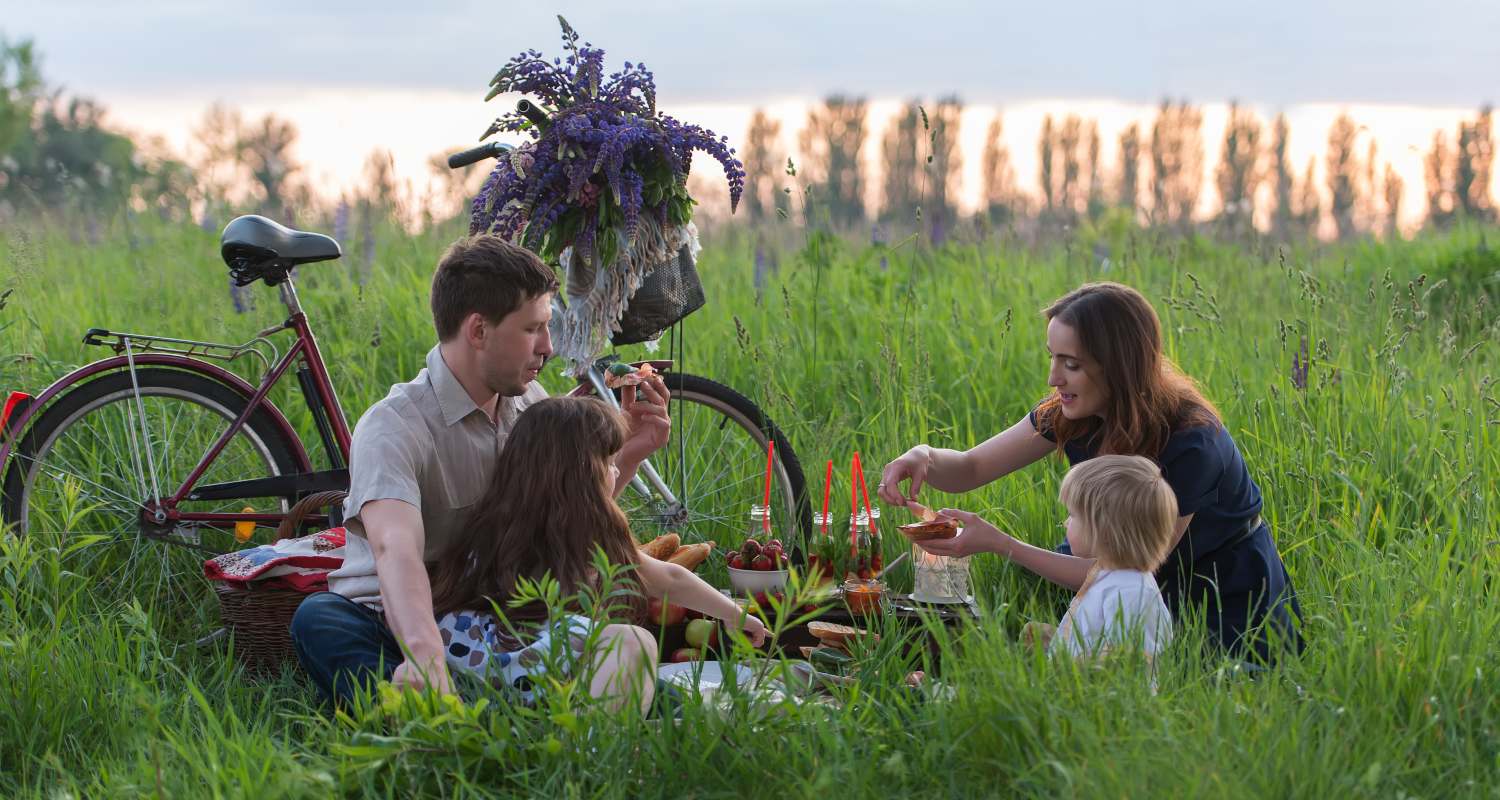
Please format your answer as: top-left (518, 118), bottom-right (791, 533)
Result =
top-left (1031, 411), bottom-right (1304, 661)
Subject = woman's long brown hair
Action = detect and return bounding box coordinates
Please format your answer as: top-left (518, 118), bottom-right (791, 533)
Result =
top-left (429, 396), bottom-right (645, 627)
top-left (1034, 282), bottom-right (1220, 458)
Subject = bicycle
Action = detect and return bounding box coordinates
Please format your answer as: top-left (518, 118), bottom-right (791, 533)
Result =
top-left (1, 204), bottom-right (810, 642)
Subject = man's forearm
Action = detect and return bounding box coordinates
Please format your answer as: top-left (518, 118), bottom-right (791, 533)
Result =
top-left (612, 450), bottom-right (646, 498)
top-left (376, 553), bottom-right (444, 661)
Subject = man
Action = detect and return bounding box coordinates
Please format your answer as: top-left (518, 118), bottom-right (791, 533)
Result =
top-left (290, 235), bottom-right (671, 707)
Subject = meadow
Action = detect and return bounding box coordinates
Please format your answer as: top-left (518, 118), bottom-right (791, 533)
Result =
top-left (1, 214), bottom-right (1497, 798)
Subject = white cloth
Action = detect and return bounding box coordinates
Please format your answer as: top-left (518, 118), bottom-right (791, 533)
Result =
top-left (1049, 569), bottom-right (1173, 659)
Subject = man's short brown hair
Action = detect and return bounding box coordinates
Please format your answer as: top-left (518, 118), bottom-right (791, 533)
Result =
top-left (430, 235), bottom-right (560, 341)
top-left (1058, 454), bottom-right (1179, 572)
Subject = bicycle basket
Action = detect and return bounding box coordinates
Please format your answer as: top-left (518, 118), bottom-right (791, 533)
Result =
top-left (612, 244), bottom-right (704, 345)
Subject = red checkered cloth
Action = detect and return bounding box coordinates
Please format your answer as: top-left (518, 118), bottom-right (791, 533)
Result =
top-left (203, 528), bottom-right (347, 593)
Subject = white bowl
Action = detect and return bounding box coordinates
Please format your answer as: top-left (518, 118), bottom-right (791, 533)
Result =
top-left (727, 565), bottom-right (789, 596)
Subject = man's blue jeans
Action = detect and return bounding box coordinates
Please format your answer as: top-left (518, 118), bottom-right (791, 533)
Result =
top-left (290, 591), bottom-right (402, 707)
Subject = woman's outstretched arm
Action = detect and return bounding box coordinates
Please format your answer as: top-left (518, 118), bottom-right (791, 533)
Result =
top-left (920, 508), bottom-right (1096, 591)
top-left (879, 414), bottom-right (1055, 505)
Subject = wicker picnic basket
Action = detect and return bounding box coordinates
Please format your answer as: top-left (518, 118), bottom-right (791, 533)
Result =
top-left (212, 490), bottom-right (347, 676)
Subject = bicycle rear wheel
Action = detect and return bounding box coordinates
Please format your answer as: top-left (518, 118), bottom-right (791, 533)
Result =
top-left (614, 372), bottom-right (810, 555)
top-left (1, 368), bottom-right (303, 644)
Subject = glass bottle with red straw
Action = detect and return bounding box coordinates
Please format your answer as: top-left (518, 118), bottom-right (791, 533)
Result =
top-left (808, 459), bottom-right (836, 583)
top-left (849, 452), bottom-right (883, 579)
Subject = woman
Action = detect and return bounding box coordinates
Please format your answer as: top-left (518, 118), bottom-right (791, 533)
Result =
top-left (879, 282), bottom-right (1302, 662)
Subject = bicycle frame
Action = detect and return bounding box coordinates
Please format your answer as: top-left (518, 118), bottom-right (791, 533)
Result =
top-left (2, 276), bottom-right (350, 531)
top-left (573, 361), bottom-right (683, 523)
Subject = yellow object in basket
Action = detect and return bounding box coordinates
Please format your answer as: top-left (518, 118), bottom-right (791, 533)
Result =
top-left (234, 507), bottom-right (256, 543)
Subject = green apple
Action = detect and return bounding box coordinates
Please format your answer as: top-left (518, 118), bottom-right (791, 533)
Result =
top-left (684, 618), bottom-right (716, 650)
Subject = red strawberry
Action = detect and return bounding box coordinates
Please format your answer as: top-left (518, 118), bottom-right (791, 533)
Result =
top-left (751, 554), bottom-right (773, 571)
top-left (727, 553), bottom-right (743, 570)
top-left (741, 539), bottom-right (762, 559)
top-left (767, 539), bottom-right (784, 551)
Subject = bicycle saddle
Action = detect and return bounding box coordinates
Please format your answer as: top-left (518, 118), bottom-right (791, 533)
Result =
top-left (220, 215), bottom-right (341, 286)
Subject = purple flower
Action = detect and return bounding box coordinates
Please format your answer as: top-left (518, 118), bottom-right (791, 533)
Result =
top-left (468, 16), bottom-right (746, 262)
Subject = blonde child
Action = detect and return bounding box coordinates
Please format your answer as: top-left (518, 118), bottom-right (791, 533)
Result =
top-left (1016, 454), bottom-right (1178, 659)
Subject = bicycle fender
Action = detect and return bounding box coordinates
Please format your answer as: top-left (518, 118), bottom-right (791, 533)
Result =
top-left (0, 354), bottom-right (314, 472)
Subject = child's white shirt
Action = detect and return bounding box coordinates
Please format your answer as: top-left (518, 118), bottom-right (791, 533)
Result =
top-left (1049, 568), bottom-right (1173, 659)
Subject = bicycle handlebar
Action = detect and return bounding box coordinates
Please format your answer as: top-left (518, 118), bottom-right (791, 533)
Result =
top-left (447, 142), bottom-right (513, 169)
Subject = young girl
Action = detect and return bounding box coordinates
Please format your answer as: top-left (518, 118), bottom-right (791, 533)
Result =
top-left (427, 397), bottom-right (766, 712)
top-left (1012, 455), bottom-right (1178, 660)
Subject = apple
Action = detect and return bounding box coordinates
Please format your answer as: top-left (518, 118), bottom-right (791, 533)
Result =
top-left (669, 647), bottom-right (699, 663)
top-left (647, 597), bottom-right (687, 627)
top-left (684, 618), bottom-right (717, 650)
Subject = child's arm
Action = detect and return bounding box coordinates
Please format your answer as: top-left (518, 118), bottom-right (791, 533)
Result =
top-left (635, 555), bottom-right (768, 646)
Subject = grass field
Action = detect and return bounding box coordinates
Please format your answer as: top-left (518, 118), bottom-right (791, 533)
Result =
top-left (1, 213), bottom-right (1497, 797)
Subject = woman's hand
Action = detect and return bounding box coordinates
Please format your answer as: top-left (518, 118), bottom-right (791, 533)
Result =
top-left (727, 611), bottom-right (768, 647)
top-left (878, 446), bottom-right (933, 507)
top-left (915, 509), bottom-right (1013, 558)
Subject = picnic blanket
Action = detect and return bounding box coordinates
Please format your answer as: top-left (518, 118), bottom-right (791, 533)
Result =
top-left (203, 528), bottom-right (346, 592)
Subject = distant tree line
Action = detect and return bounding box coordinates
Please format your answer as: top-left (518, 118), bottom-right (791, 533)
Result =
top-left (737, 95), bottom-right (1496, 241)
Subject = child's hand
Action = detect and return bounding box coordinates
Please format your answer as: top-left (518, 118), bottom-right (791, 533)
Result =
top-left (728, 612), bottom-right (768, 647)
top-left (1020, 621), bottom-right (1056, 650)
top-left (914, 509), bottom-right (1011, 558)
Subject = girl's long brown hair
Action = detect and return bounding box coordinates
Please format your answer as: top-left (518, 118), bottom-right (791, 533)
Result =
top-left (429, 397), bottom-right (645, 627)
top-left (1034, 282), bottom-right (1220, 458)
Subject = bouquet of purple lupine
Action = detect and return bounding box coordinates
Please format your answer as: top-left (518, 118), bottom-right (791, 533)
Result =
top-left (469, 16), bottom-right (744, 273)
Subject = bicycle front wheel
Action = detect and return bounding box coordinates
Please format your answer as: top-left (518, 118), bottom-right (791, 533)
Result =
top-left (616, 373), bottom-right (810, 554)
top-left (1, 368), bottom-right (304, 643)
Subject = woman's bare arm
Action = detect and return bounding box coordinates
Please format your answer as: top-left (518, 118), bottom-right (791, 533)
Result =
top-left (880, 414), bottom-right (1055, 504)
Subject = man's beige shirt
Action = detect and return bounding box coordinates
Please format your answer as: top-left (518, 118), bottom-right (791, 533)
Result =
top-left (328, 345), bottom-right (547, 608)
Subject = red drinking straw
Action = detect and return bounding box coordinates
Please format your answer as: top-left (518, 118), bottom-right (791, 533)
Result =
top-left (850, 455), bottom-right (859, 547)
top-left (761, 439), bottom-right (775, 533)
top-left (854, 451), bottom-right (875, 525)
top-left (821, 459), bottom-right (833, 535)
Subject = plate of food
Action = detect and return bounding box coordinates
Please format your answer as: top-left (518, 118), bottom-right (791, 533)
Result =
top-left (897, 501), bottom-right (960, 542)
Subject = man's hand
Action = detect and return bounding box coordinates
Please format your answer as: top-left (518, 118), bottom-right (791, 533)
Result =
top-left (619, 373), bottom-right (671, 459)
top-left (391, 652), bottom-right (453, 695)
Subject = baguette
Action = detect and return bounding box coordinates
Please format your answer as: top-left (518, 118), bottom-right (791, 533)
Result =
top-left (638, 533), bottom-right (680, 561)
top-left (665, 541), bottom-right (714, 571)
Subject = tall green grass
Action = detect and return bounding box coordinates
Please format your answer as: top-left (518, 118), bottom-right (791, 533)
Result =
top-left (1, 214), bottom-right (1497, 797)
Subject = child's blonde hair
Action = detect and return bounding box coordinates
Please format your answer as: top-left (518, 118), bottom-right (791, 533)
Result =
top-left (1058, 454), bottom-right (1177, 572)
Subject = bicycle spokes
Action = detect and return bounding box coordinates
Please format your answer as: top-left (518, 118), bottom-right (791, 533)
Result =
top-left (15, 382), bottom-right (294, 642)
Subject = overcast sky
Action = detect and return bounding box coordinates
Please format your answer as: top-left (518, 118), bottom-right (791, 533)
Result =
top-left (4, 1), bottom-right (1493, 232)
top-left (6, 0), bottom-right (1498, 107)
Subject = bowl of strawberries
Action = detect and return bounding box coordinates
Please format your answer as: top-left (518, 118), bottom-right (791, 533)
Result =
top-left (725, 537), bottom-right (789, 596)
